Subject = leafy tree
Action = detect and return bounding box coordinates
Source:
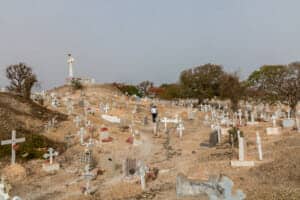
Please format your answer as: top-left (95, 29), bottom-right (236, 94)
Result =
top-left (247, 64), bottom-right (300, 116)
top-left (138, 81), bottom-right (154, 96)
top-left (220, 72), bottom-right (246, 111)
top-left (179, 63), bottom-right (225, 103)
top-left (113, 83), bottom-right (142, 97)
top-left (71, 78), bottom-right (83, 90)
top-left (6, 63), bottom-right (37, 99)
top-left (158, 83), bottom-right (182, 100)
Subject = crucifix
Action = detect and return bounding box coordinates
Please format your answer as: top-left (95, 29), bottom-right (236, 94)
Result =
top-left (176, 123), bottom-right (185, 139)
top-left (43, 148), bottom-right (59, 165)
top-left (1, 130), bottom-right (26, 165)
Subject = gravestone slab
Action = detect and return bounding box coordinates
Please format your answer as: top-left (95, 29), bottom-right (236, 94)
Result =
top-left (101, 115), bottom-right (121, 123)
top-left (42, 163), bottom-right (60, 172)
top-left (230, 160), bottom-right (255, 167)
top-left (209, 131), bottom-right (218, 147)
top-left (176, 173), bottom-right (246, 200)
top-left (282, 119), bottom-right (295, 128)
top-left (246, 121), bottom-right (259, 126)
top-left (266, 127), bottom-right (281, 135)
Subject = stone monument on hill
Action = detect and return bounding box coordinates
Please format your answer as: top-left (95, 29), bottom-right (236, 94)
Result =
top-left (67, 53), bottom-right (75, 78)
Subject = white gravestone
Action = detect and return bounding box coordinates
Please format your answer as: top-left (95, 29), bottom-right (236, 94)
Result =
top-left (101, 115), bottom-right (121, 124)
top-left (83, 165), bottom-right (93, 195)
top-left (138, 163), bottom-right (148, 191)
top-left (247, 112), bottom-right (258, 125)
top-left (78, 127), bottom-right (86, 145)
top-left (42, 148), bottom-right (60, 172)
top-left (266, 115), bottom-right (281, 135)
top-left (282, 107), bottom-right (295, 128)
top-left (1, 130), bottom-right (25, 165)
top-left (74, 116), bottom-right (81, 128)
top-left (231, 136), bottom-right (254, 167)
top-left (256, 132), bottom-right (263, 161)
top-left (176, 123), bottom-right (185, 139)
top-left (238, 110), bottom-right (242, 125)
top-left (0, 178), bottom-right (9, 200)
top-left (296, 118), bottom-right (300, 133)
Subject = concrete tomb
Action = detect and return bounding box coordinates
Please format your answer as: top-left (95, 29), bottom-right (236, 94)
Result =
top-left (176, 173), bottom-right (246, 200)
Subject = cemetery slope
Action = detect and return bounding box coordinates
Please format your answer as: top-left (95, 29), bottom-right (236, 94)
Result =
top-left (0, 92), bottom-right (67, 139)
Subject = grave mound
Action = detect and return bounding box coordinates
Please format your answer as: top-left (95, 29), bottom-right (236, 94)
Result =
top-left (2, 164), bottom-right (26, 182)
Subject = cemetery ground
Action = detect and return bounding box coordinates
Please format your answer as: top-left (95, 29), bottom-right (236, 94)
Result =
top-left (0, 85), bottom-right (299, 200)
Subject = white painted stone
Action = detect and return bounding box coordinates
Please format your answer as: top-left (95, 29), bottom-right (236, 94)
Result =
top-left (230, 160), bottom-right (255, 167)
top-left (0, 178), bottom-right (9, 200)
top-left (238, 137), bottom-right (244, 161)
top-left (296, 118), bottom-right (300, 133)
top-left (221, 127), bottom-right (230, 136)
top-left (282, 119), bottom-right (295, 128)
top-left (78, 127), bottom-right (86, 145)
top-left (101, 115), bottom-right (121, 123)
top-left (42, 163), bottom-right (60, 172)
top-left (256, 132), bottom-right (263, 161)
top-left (266, 127), bottom-right (281, 135)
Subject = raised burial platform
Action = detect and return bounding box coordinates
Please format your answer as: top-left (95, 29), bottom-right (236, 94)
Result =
top-left (266, 127), bottom-right (281, 135)
top-left (231, 160), bottom-right (255, 167)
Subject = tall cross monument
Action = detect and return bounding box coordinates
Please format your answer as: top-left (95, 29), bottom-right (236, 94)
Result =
top-left (67, 54), bottom-right (75, 78)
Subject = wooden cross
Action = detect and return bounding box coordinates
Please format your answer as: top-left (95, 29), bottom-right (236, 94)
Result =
top-left (1, 130), bottom-right (25, 165)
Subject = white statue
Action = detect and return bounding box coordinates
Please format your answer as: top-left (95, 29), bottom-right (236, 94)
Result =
top-left (67, 54), bottom-right (75, 78)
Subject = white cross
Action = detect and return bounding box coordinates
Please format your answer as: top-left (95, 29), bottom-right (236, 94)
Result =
top-left (43, 148), bottom-right (59, 165)
top-left (1, 130), bottom-right (25, 165)
top-left (256, 132), bottom-right (263, 161)
top-left (176, 123), bottom-right (185, 139)
top-left (104, 104), bottom-right (110, 113)
top-left (138, 163), bottom-right (147, 191)
top-left (238, 110), bottom-right (242, 125)
top-left (73, 116), bottom-right (81, 127)
top-left (161, 117), bottom-right (168, 132)
top-left (85, 138), bottom-right (94, 149)
top-left (78, 127), bottom-right (86, 145)
top-left (271, 115), bottom-right (277, 127)
top-left (83, 165), bottom-right (93, 195)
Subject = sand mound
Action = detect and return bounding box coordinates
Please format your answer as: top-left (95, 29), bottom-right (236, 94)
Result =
top-left (2, 164), bottom-right (26, 182)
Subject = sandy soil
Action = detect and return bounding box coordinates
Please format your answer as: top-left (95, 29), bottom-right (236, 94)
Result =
top-left (1, 85), bottom-right (299, 200)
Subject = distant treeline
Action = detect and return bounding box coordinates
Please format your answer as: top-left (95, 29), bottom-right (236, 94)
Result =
top-left (113, 63), bottom-right (300, 114)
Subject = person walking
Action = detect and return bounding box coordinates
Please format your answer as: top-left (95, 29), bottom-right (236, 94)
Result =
top-left (151, 105), bottom-right (158, 123)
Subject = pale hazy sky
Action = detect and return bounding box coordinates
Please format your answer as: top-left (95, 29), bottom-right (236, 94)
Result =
top-left (1, 0), bottom-right (300, 89)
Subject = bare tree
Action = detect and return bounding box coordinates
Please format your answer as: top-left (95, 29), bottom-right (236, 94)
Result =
top-left (6, 63), bottom-right (38, 99)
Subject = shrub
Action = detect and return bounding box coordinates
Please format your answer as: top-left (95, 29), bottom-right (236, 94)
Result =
top-left (228, 127), bottom-right (243, 147)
